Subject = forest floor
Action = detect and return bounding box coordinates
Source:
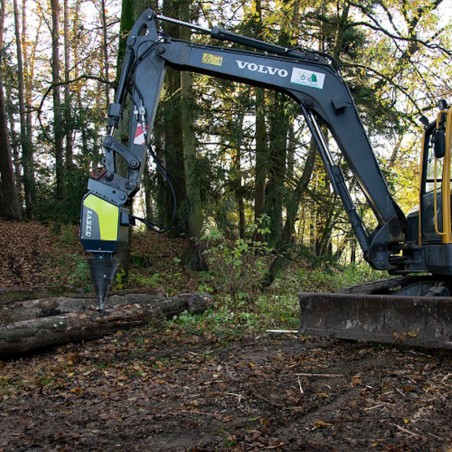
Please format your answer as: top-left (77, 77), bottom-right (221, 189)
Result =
top-left (0, 220), bottom-right (451, 451)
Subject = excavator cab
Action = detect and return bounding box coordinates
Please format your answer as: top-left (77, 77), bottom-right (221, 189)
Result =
top-left (418, 104), bottom-right (452, 274)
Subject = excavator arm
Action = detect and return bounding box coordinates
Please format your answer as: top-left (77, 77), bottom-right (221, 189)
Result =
top-left (81, 9), bottom-right (410, 309)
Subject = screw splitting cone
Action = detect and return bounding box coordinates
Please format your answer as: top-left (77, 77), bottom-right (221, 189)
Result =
top-left (88, 257), bottom-right (120, 311)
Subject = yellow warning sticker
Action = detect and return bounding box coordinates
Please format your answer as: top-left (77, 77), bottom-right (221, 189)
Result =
top-left (202, 53), bottom-right (223, 66)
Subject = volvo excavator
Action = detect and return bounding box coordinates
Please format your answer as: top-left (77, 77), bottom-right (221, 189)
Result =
top-left (80, 9), bottom-right (452, 349)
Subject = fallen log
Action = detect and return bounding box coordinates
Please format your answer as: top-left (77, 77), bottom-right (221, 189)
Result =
top-left (0, 292), bottom-right (212, 357)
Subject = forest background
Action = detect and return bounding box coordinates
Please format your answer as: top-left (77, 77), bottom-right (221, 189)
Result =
top-left (0, 0), bottom-right (451, 312)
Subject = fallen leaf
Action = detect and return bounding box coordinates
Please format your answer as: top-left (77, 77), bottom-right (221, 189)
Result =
top-left (313, 419), bottom-right (330, 429)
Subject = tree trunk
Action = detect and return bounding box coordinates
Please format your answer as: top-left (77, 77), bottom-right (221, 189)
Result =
top-left (63, 0), bottom-right (73, 171)
top-left (159, 0), bottom-right (188, 237)
top-left (0, 178), bottom-right (4, 216)
top-left (180, 1), bottom-right (204, 264)
top-left (262, 132), bottom-right (316, 286)
top-left (181, 69), bottom-right (207, 269)
top-left (0, 292), bottom-right (212, 356)
top-left (148, 0), bottom-right (196, 240)
top-left (251, 0), bottom-right (268, 241)
top-left (116, 0), bottom-right (134, 80)
top-left (0, 0), bottom-right (21, 220)
top-left (265, 92), bottom-right (289, 248)
top-left (174, 0), bottom-right (205, 269)
top-left (143, 156), bottom-right (155, 226)
top-left (23, 0), bottom-right (39, 216)
top-left (5, 87), bottom-right (21, 195)
top-left (50, 0), bottom-right (65, 201)
top-left (279, 136), bottom-right (316, 249)
top-left (0, 81), bottom-right (21, 220)
top-left (231, 109), bottom-right (246, 239)
top-left (253, 88), bottom-right (268, 240)
top-left (100, 0), bottom-right (111, 109)
top-left (13, 0), bottom-right (34, 219)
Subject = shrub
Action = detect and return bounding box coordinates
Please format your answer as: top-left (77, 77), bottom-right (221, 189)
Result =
top-left (201, 217), bottom-right (272, 302)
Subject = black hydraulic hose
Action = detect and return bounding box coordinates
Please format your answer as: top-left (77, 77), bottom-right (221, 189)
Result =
top-left (130, 143), bottom-right (191, 233)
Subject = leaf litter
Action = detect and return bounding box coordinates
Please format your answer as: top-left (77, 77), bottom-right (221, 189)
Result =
top-left (0, 328), bottom-right (451, 451)
top-left (0, 221), bottom-right (451, 450)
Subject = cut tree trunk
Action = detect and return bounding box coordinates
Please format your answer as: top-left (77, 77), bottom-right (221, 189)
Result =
top-left (0, 292), bottom-right (212, 357)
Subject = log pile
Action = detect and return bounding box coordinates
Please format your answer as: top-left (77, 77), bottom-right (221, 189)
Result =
top-left (0, 292), bottom-right (212, 357)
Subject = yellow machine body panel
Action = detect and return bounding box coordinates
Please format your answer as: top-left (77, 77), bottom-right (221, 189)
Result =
top-left (80, 194), bottom-right (129, 253)
top-left (82, 194), bottom-right (120, 241)
top-left (419, 107), bottom-right (452, 245)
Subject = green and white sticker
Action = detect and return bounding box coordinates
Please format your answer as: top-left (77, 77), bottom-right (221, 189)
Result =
top-left (291, 68), bottom-right (325, 89)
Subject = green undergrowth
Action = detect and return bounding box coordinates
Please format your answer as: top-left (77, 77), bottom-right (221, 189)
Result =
top-left (270, 262), bottom-right (380, 295)
top-left (41, 223), bottom-right (93, 291)
top-left (46, 224), bottom-right (382, 337)
top-left (168, 262), bottom-right (380, 338)
top-left (169, 292), bottom-right (301, 339)
top-left (167, 229), bottom-right (381, 337)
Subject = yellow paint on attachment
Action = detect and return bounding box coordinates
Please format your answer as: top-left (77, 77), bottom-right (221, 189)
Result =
top-left (83, 195), bottom-right (119, 241)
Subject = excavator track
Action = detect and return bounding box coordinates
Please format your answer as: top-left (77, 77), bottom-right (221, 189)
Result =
top-left (299, 276), bottom-right (452, 349)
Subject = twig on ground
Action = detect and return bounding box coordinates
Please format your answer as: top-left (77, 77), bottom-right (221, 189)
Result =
top-left (225, 392), bottom-right (245, 403)
top-left (391, 423), bottom-right (420, 438)
top-left (295, 373), bottom-right (345, 378)
top-left (364, 403), bottom-right (388, 411)
top-left (266, 329), bottom-right (299, 334)
top-left (427, 431), bottom-right (442, 440)
top-left (395, 388), bottom-right (406, 397)
top-left (297, 376), bottom-right (304, 395)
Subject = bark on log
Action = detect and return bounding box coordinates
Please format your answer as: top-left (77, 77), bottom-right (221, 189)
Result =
top-left (0, 292), bottom-right (212, 357)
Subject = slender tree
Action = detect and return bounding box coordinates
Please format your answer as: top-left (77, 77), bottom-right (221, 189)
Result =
top-left (63, 0), bottom-right (74, 171)
top-left (246, 0), bottom-right (268, 241)
top-left (13, 0), bottom-right (35, 217)
top-left (50, 0), bottom-right (65, 200)
top-left (180, 0), bottom-right (206, 267)
top-left (158, 0), bottom-right (189, 236)
top-left (22, 0), bottom-right (40, 214)
top-left (100, 0), bottom-right (111, 109)
top-left (280, 137), bottom-right (316, 249)
top-left (0, 0), bottom-right (21, 220)
top-left (253, 89), bottom-right (268, 238)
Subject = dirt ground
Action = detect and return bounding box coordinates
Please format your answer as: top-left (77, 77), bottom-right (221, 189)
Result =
top-left (0, 220), bottom-right (451, 450)
top-left (1, 326), bottom-right (451, 451)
